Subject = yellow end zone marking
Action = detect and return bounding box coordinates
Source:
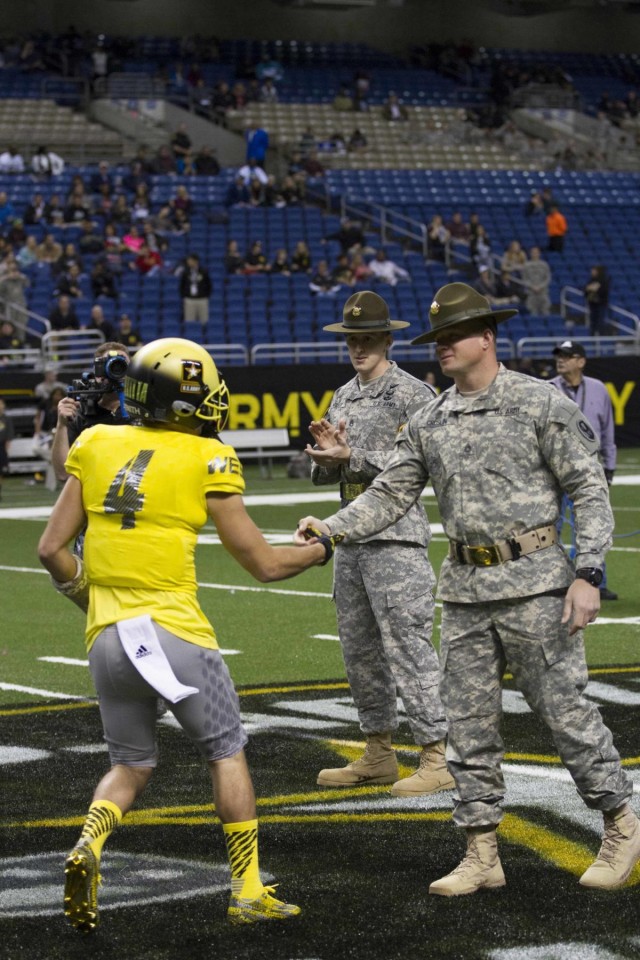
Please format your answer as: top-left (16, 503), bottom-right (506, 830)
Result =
top-left (500, 812), bottom-right (640, 886)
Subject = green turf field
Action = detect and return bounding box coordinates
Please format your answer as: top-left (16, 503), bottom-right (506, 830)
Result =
top-left (1, 451), bottom-right (639, 959)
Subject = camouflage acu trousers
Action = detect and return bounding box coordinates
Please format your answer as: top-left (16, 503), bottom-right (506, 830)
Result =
top-left (333, 541), bottom-right (447, 745)
top-left (440, 592), bottom-right (632, 829)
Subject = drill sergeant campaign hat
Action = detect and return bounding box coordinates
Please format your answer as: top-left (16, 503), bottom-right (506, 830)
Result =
top-left (322, 290), bottom-right (411, 333)
top-left (411, 281), bottom-right (518, 345)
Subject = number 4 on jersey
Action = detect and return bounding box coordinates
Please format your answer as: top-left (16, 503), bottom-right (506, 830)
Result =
top-left (103, 450), bottom-right (155, 529)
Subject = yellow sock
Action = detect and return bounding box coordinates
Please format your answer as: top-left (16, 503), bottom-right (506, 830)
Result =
top-left (78, 800), bottom-right (123, 860)
top-left (222, 819), bottom-right (264, 899)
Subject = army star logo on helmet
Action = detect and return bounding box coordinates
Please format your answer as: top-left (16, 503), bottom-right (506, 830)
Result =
top-left (352, 306), bottom-right (362, 317)
top-left (182, 360), bottom-right (202, 381)
top-left (431, 301), bottom-right (440, 314)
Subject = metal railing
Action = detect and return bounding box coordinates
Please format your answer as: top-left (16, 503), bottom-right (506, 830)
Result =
top-left (516, 335), bottom-right (639, 359)
top-left (41, 329), bottom-right (106, 370)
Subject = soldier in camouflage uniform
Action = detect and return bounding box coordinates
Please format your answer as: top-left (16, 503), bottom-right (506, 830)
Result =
top-left (307, 291), bottom-right (452, 796)
top-left (297, 283), bottom-right (640, 895)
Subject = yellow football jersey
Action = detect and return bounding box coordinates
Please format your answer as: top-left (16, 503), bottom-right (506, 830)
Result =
top-left (65, 423), bottom-right (245, 651)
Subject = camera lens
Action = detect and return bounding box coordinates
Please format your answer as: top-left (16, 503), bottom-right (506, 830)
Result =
top-left (104, 355), bottom-right (129, 380)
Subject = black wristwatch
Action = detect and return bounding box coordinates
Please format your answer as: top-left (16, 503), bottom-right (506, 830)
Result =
top-left (575, 567), bottom-right (604, 587)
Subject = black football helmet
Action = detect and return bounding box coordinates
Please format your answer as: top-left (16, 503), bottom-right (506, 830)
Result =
top-left (124, 338), bottom-right (229, 432)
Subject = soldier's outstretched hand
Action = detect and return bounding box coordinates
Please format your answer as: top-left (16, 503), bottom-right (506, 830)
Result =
top-left (306, 418), bottom-right (350, 466)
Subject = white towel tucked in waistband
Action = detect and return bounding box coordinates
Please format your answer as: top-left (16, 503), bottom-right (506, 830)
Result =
top-left (116, 615), bottom-right (199, 704)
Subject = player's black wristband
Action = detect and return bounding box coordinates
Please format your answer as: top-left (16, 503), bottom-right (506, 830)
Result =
top-left (302, 525), bottom-right (344, 565)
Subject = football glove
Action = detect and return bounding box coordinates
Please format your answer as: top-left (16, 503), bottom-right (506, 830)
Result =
top-left (51, 554), bottom-right (89, 613)
top-left (301, 525), bottom-right (344, 565)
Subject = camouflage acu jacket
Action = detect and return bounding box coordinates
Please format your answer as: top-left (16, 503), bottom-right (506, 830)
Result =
top-left (312, 361), bottom-right (435, 546)
top-left (324, 366), bottom-right (613, 602)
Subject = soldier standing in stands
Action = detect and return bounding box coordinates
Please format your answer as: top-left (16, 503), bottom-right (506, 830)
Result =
top-left (306, 290), bottom-right (453, 797)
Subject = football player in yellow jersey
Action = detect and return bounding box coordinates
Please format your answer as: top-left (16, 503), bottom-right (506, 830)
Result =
top-left (38, 338), bottom-right (337, 932)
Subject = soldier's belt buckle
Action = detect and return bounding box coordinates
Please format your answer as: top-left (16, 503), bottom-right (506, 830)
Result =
top-left (467, 544), bottom-right (502, 566)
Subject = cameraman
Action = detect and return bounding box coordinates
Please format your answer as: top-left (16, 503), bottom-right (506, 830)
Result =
top-left (51, 341), bottom-right (131, 483)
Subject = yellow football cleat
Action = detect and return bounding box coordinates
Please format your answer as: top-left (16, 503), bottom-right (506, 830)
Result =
top-left (63, 841), bottom-right (101, 933)
top-left (227, 885), bottom-right (301, 925)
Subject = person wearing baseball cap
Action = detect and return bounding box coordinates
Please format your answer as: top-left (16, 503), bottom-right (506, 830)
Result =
top-left (551, 339), bottom-right (618, 600)
top-left (297, 282), bottom-right (638, 897)
top-left (305, 290), bottom-right (453, 798)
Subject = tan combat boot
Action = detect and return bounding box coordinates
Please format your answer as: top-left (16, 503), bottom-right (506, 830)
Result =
top-left (317, 733), bottom-right (399, 787)
top-left (390, 739), bottom-right (456, 797)
top-left (429, 827), bottom-right (506, 897)
top-left (579, 804), bottom-right (640, 889)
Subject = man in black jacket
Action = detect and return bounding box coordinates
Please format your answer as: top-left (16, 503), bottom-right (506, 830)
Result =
top-left (179, 254), bottom-right (212, 327)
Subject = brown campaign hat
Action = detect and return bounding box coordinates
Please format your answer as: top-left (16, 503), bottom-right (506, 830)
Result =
top-left (323, 290), bottom-right (410, 333)
top-left (411, 282), bottom-right (518, 345)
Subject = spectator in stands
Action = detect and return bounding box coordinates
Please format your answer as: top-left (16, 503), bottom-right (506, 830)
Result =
top-left (473, 265), bottom-right (497, 299)
top-left (259, 77), bottom-right (279, 104)
top-left (78, 220), bottom-right (104, 255)
top-left (141, 220), bottom-right (168, 255)
top-left (255, 53), bottom-right (284, 83)
top-left (0, 261), bottom-right (29, 326)
top-left (6, 219), bottom-right (27, 250)
top-left (546, 205), bottom-right (568, 253)
top-left (238, 156), bottom-right (269, 187)
top-left (170, 123), bottom-right (192, 173)
top-left (131, 185), bottom-right (152, 223)
top-left (0, 319), bottom-right (24, 361)
top-left (158, 184), bottom-right (194, 222)
top-left (53, 241), bottom-right (83, 277)
top-left (247, 178), bottom-right (265, 208)
top-left (16, 236), bottom-right (39, 270)
top-left (131, 244), bottom-right (163, 276)
top-left (54, 263), bottom-right (84, 300)
top-left (122, 225), bottom-right (144, 253)
top-left (333, 85), bottom-right (354, 112)
top-left (541, 187), bottom-right (556, 213)
top-left (367, 248), bottom-right (410, 287)
top-left (122, 160), bottom-right (151, 194)
top-left (521, 246), bottom-right (552, 316)
top-left (19, 38), bottom-right (45, 72)
top-left (67, 175), bottom-right (92, 208)
top-left (34, 364), bottom-right (68, 400)
top-left (116, 313), bottom-right (143, 349)
top-left (167, 61), bottom-right (189, 96)
top-left (110, 194), bottom-right (132, 227)
top-left (103, 224), bottom-right (125, 274)
top-left (224, 239), bottom-right (245, 275)
top-left (91, 260), bottom-right (117, 300)
top-left (152, 144), bottom-right (177, 175)
top-left (89, 161), bottom-right (114, 198)
top-left (382, 92), bottom-right (409, 122)
top-left (191, 77), bottom-right (214, 117)
top-left (229, 81), bottom-right (248, 112)
top-left (36, 234), bottom-right (63, 266)
top-left (224, 177), bottom-right (250, 210)
top-left (83, 303), bottom-right (116, 341)
top-left (64, 194), bottom-right (91, 226)
top-left (584, 265), bottom-right (610, 336)
top-left (193, 145), bottom-right (220, 176)
top-left (347, 128), bottom-right (368, 153)
top-left (327, 218), bottom-right (367, 256)
top-left (353, 69), bottom-right (371, 112)
top-left (291, 240), bottom-right (312, 274)
top-left (31, 145), bottom-right (65, 178)
top-left (48, 294), bottom-right (79, 331)
top-left (270, 248), bottom-right (291, 275)
top-left (470, 224), bottom-right (492, 274)
top-left (350, 252), bottom-right (373, 284)
top-left (446, 211), bottom-right (470, 244)
top-left (245, 124), bottom-right (269, 167)
top-left (501, 240), bottom-right (527, 277)
top-left (309, 260), bottom-right (341, 297)
top-left (212, 80), bottom-right (235, 121)
top-left (44, 194), bottom-right (65, 226)
top-left (332, 254), bottom-right (355, 287)
top-left (525, 190), bottom-right (545, 217)
top-left (279, 174), bottom-right (303, 206)
top-left (24, 193), bottom-right (47, 226)
top-left (244, 240), bottom-right (270, 274)
top-left (179, 253), bottom-right (212, 327)
top-left (0, 192), bottom-right (16, 229)
top-left (90, 40), bottom-right (109, 87)
top-left (34, 386), bottom-right (67, 441)
top-left (427, 214), bottom-right (450, 262)
top-left (494, 270), bottom-right (522, 306)
top-left (303, 150), bottom-right (325, 178)
top-left (0, 145), bottom-right (25, 174)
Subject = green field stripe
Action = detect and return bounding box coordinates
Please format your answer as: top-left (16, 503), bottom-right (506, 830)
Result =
top-left (499, 812), bottom-right (640, 885)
